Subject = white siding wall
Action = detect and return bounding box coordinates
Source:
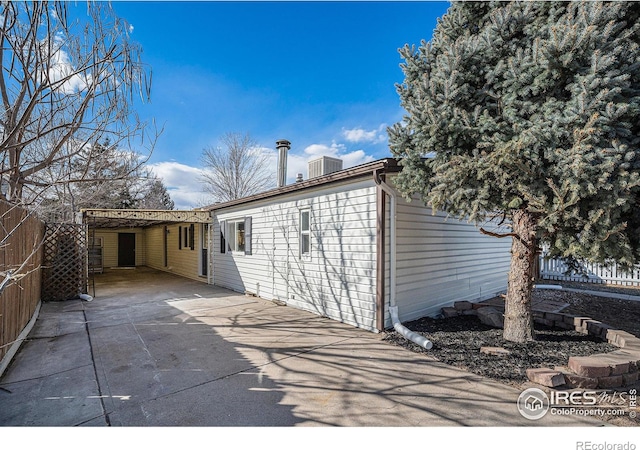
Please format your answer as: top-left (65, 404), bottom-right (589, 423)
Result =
top-left (213, 176), bottom-right (512, 332)
top-left (213, 179), bottom-right (379, 331)
top-left (392, 193), bottom-right (512, 325)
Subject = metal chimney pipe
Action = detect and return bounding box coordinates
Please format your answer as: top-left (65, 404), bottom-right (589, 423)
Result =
top-left (276, 139), bottom-right (291, 188)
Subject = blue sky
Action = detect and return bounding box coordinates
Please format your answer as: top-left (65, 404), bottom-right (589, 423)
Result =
top-left (108, 1), bottom-right (450, 208)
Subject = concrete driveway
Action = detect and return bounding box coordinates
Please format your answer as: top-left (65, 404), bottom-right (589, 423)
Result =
top-left (0, 267), bottom-right (603, 427)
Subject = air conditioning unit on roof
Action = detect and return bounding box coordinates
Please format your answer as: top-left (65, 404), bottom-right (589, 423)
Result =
top-left (308, 156), bottom-right (343, 179)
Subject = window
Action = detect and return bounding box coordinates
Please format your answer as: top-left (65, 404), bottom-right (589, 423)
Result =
top-left (202, 224), bottom-right (209, 250)
top-left (163, 226), bottom-right (168, 266)
top-left (179, 224), bottom-right (195, 250)
top-left (229, 219), bottom-right (245, 253)
top-left (300, 209), bottom-right (310, 256)
top-left (225, 217), bottom-right (252, 255)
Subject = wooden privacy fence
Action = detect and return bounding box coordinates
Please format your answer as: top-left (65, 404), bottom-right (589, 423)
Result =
top-left (539, 256), bottom-right (640, 287)
top-left (41, 223), bottom-right (88, 302)
top-left (0, 200), bottom-right (45, 364)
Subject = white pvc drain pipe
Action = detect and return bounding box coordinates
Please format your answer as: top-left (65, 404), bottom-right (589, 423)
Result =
top-left (375, 171), bottom-right (432, 350)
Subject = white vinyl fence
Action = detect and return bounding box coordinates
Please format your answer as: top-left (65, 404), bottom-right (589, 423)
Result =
top-left (539, 257), bottom-right (640, 287)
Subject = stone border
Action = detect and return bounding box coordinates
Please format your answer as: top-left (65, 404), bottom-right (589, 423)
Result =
top-left (443, 301), bottom-right (640, 389)
top-left (532, 311), bottom-right (640, 389)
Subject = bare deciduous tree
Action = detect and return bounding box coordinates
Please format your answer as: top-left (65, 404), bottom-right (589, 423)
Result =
top-left (0, 1), bottom-right (156, 206)
top-left (37, 140), bottom-right (175, 221)
top-left (200, 132), bottom-right (274, 203)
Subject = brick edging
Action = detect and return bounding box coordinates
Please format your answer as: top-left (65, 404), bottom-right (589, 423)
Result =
top-left (443, 302), bottom-right (640, 389)
top-left (533, 311), bottom-right (640, 389)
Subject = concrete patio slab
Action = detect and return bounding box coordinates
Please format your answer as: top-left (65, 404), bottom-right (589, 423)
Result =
top-left (0, 267), bottom-right (607, 427)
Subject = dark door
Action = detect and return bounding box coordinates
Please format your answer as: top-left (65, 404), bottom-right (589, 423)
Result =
top-left (118, 233), bottom-right (136, 267)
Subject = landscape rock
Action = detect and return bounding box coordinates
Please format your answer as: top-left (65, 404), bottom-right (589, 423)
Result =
top-left (476, 307), bottom-right (503, 328)
top-left (480, 346), bottom-right (511, 356)
top-left (441, 307), bottom-right (459, 318)
top-left (562, 372), bottom-right (599, 389)
top-left (623, 371), bottom-right (639, 385)
top-left (453, 301), bottom-right (473, 311)
top-left (568, 356), bottom-right (611, 378)
top-left (526, 368), bottom-right (565, 387)
top-left (597, 375), bottom-right (624, 389)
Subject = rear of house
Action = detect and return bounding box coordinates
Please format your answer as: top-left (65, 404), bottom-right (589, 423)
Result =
top-left (208, 155), bottom-right (512, 332)
top-left (81, 156), bottom-right (513, 332)
top-left (213, 176), bottom-right (380, 330)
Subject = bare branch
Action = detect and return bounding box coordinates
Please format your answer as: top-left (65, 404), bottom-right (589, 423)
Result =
top-left (479, 227), bottom-right (519, 239)
top-left (200, 132), bottom-right (275, 203)
top-left (0, 1), bottom-right (157, 204)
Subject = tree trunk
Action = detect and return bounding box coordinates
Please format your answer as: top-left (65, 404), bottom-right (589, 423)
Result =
top-left (503, 209), bottom-right (537, 343)
top-left (8, 166), bottom-right (24, 204)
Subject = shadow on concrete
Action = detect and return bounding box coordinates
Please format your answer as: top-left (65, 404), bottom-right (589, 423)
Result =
top-left (1, 267), bottom-right (604, 427)
top-left (1, 267), bottom-right (295, 426)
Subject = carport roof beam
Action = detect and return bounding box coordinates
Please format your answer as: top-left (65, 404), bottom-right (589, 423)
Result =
top-left (81, 209), bottom-right (212, 229)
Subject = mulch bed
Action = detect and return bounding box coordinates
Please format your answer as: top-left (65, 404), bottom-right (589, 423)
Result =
top-left (382, 284), bottom-right (640, 386)
top-left (383, 283), bottom-right (640, 426)
top-left (383, 315), bottom-right (616, 386)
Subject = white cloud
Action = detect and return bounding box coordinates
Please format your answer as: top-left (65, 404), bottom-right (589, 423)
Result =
top-left (298, 142), bottom-right (374, 178)
top-left (45, 35), bottom-right (92, 94)
top-left (304, 142), bottom-right (343, 158)
top-left (342, 124), bottom-right (387, 144)
top-left (148, 141), bottom-right (376, 209)
top-left (339, 149), bottom-right (374, 168)
top-left (148, 161), bottom-right (210, 210)
top-left (251, 142), bottom-right (375, 183)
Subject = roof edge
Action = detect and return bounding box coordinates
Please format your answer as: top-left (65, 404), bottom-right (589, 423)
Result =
top-left (80, 208), bottom-right (209, 214)
top-left (206, 157), bottom-right (401, 211)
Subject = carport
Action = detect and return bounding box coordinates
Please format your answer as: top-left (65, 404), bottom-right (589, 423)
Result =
top-left (81, 208), bottom-right (213, 285)
top-left (0, 267), bottom-right (603, 427)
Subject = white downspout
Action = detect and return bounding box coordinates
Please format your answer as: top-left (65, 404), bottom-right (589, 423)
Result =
top-left (374, 171), bottom-right (432, 350)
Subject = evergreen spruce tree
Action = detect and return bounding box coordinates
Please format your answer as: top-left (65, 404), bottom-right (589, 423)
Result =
top-left (138, 179), bottom-right (175, 210)
top-left (389, 1), bottom-right (640, 342)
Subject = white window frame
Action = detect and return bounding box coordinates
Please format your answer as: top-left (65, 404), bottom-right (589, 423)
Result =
top-left (300, 208), bottom-right (311, 258)
top-left (228, 219), bottom-right (246, 254)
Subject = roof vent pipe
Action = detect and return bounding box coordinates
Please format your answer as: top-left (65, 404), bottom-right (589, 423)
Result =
top-left (276, 139), bottom-right (291, 188)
